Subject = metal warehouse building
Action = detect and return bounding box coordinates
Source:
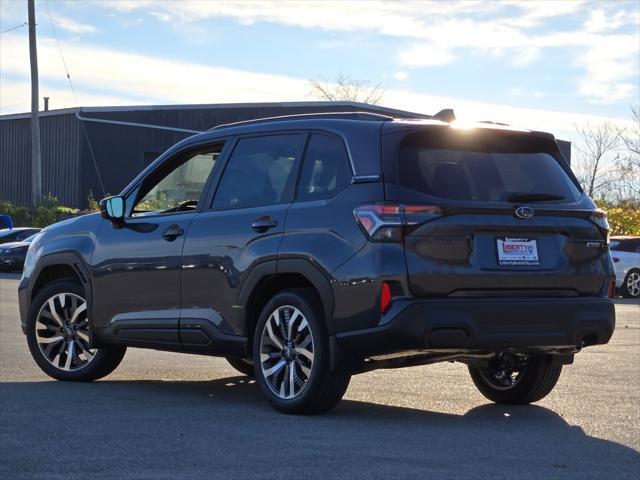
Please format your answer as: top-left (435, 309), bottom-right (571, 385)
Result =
top-left (0, 101), bottom-right (571, 209)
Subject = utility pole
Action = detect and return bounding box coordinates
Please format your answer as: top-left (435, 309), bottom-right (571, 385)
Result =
top-left (28, 0), bottom-right (42, 206)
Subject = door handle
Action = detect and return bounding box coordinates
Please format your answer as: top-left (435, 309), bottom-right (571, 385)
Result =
top-left (251, 216), bottom-right (278, 232)
top-left (162, 224), bottom-right (184, 241)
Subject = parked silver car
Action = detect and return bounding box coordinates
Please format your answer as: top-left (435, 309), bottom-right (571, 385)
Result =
top-left (610, 236), bottom-right (640, 298)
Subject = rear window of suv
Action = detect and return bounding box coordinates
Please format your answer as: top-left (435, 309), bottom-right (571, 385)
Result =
top-left (394, 131), bottom-right (581, 203)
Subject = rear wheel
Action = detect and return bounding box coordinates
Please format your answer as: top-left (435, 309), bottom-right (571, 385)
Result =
top-left (226, 357), bottom-right (255, 377)
top-left (253, 289), bottom-right (351, 414)
top-left (468, 353), bottom-right (562, 404)
top-left (622, 269), bottom-right (640, 298)
top-left (26, 280), bottom-right (126, 382)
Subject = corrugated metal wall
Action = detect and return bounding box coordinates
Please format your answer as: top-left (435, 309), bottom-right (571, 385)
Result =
top-left (1, 116), bottom-right (31, 205)
top-left (1, 113), bottom-right (80, 207)
top-left (78, 119), bottom-right (189, 206)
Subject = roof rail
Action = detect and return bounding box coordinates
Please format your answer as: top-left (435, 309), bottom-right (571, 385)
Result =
top-left (208, 111), bottom-right (393, 131)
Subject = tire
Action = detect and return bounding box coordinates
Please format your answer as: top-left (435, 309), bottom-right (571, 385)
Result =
top-left (622, 269), bottom-right (640, 298)
top-left (226, 357), bottom-right (255, 377)
top-left (253, 289), bottom-right (351, 414)
top-left (468, 354), bottom-right (562, 404)
top-left (26, 279), bottom-right (126, 382)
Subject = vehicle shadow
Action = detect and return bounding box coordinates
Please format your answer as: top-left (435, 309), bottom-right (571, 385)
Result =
top-left (2, 377), bottom-right (639, 479)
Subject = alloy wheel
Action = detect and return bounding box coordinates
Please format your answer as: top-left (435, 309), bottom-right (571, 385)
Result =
top-left (479, 353), bottom-right (529, 390)
top-left (35, 292), bottom-right (96, 371)
top-left (626, 272), bottom-right (640, 297)
top-left (259, 305), bottom-right (315, 399)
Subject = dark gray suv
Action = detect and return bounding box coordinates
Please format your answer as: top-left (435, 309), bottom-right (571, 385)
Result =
top-left (19, 112), bottom-right (615, 414)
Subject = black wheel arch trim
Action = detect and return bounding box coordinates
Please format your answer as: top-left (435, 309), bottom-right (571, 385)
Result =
top-left (277, 258), bottom-right (335, 331)
top-left (21, 251), bottom-right (94, 335)
top-left (238, 258), bottom-right (336, 335)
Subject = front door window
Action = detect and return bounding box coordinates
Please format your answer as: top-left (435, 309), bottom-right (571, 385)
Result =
top-left (133, 148), bottom-right (221, 216)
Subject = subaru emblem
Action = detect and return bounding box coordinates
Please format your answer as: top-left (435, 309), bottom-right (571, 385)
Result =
top-left (515, 206), bottom-right (535, 219)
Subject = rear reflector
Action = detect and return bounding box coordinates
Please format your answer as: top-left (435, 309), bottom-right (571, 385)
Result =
top-left (354, 203), bottom-right (442, 242)
top-left (607, 279), bottom-right (616, 298)
top-left (380, 282), bottom-right (392, 313)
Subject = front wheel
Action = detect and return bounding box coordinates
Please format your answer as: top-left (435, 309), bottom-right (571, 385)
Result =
top-left (468, 353), bottom-right (562, 404)
top-left (26, 280), bottom-right (126, 382)
top-left (253, 289), bottom-right (351, 414)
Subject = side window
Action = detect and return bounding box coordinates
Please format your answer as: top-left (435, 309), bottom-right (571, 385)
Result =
top-left (213, 134), bottom-right (306, 210)
top-left (19, 230), bottom-right (37, 240)
top-left (132, 146), bottom-right (222, 216)
top-left (297, 133), bottom-right (351, 201)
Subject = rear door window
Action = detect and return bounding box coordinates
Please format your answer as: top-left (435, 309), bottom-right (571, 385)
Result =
top-left (297, 133), bottom-right (351, 201)
top-left (395, 131), bottom-right (581, 203)
top-left (213, 134), bottom-right (306, 210)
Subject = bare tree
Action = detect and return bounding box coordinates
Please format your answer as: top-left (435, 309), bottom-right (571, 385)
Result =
top-left (618, 105), bottom-right (640, 168)
top-left (308, 73), bottom-right (385, 105)
top-left (573, 121), bottom-right (621, 199)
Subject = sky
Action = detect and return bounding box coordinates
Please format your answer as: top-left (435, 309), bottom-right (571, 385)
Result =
top-left (0, 0), bottom-right (638, 144)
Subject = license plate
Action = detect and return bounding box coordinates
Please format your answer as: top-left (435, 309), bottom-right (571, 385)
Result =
top-left (496, 237), bottom-right (540, 266)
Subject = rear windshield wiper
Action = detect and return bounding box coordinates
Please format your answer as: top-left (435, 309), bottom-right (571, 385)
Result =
top-left (507, 193), bottom-right (566, 203)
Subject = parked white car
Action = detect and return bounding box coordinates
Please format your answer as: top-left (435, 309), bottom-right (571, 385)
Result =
top-left (610, 236), bottom-right (640, 298)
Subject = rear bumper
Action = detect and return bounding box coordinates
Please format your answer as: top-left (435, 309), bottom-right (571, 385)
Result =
top-left (335, 296), bottom-right (615, 358)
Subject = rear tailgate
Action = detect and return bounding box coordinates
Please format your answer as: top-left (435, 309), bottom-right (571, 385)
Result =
top-left (382, 124), bottom-right (609, 297)
top-left (403, 206), bottom-right (607, 296)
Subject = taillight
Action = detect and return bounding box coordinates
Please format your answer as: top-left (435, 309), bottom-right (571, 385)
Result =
top-left (607, 279), bottom-right (616, 298)
top-left (354, 203), bottom-right (442, 242)
top-left (354, 204), bottom-right (403, 242)
top-left (590, 209), bottom-right (609, 231)
top-left (380, 282), bottom-right (392, 313)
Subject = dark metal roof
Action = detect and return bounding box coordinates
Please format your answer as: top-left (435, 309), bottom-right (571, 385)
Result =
top-left (0, 101), bottom-right (429, 121)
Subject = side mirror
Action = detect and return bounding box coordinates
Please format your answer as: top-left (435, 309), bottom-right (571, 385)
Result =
top-left (99, 196), bottom-right (125, 222)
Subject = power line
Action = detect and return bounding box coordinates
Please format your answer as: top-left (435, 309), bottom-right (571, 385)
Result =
top-left (80, 121), bottom-right (107, 196)
top-left (43, 0), bottom-right (77, 104)
top-left (43, 0), bottom-right (105, 197)
top-left (1, 22), bottom-right (27, 34)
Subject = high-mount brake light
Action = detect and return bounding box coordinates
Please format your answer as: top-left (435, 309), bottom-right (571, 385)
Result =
top-left (354, 204), bottom-right (443, 242)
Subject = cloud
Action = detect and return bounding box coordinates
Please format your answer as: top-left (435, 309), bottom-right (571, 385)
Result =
top-left (0, 33), bottom-right (310, 108)
top-left (393, 71), bottom-right (408, 81)
top-left (502, 0), bottom-right (584, 28)
top-left (49, 12), bottom-right (97, 34)
top-left (91, 0), bottom-right (639, 104)
top-left (585, 8), bottom-right (640, 33)
top-left (577, 35), bottom-right (639, 104)
top-left (149, 11), bottom-right (171, 23)
top-left (397, 44), bottom-right (455, 67)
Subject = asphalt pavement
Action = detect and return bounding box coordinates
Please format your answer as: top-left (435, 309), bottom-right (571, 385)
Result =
top-left (1, 272), bottom-right (639, 479)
